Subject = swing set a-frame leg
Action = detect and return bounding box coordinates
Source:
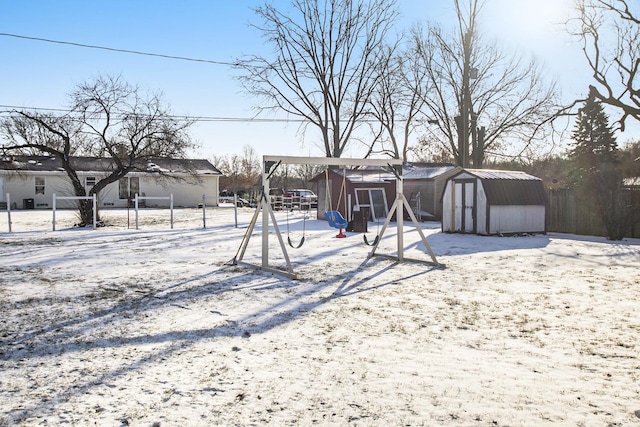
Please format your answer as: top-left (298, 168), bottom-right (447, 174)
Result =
top-left (367, 193), bottom-right (443, 268)
top-left (233, 193), bottom-right (298, 279)
top-left (234, 196), bottom-right (263, 264)
top-left (401, 194), bottom-right (440, 265)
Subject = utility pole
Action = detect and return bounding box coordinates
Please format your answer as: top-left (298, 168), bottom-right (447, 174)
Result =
top-left (456, 27), bottom-right (478, 169)
top-left (458, 29), bottom-right (473, 168)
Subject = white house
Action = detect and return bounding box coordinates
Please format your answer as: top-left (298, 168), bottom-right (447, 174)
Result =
top-left (441, 169), bottom-right (547, 235)
top-left (0, 155), bottom-right (222, 209)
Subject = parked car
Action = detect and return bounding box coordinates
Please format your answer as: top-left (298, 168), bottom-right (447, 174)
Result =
top-left (284, 189), bottom-right (318, 210)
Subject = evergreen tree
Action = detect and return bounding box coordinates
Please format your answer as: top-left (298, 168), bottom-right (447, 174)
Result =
top-left (568, 93), bottom-right (626, 239)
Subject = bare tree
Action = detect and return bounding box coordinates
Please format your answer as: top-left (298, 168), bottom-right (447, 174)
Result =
top-left (235, 0), bottom-right (399, 158)
top-left (573, 0), bottom-right (640, 131)
top-left (412, 0), bottom-right (559, 167)
top-left (365, 41), bottom-right (434, 160)
top-left (293, 163), bottom-right (325, 191)
top-left (213, 145), bottom-right (261, 196)
top-left (0, 75), bottom-right (195, 224)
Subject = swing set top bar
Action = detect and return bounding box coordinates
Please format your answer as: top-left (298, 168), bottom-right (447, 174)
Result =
top-left (263, 156), bottom-right (403, 168)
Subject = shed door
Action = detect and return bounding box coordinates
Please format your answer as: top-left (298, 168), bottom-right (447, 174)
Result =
top-left (355, 188), bottom-right (388, 222)
top-left (453, 180), bottom-right (475, 233)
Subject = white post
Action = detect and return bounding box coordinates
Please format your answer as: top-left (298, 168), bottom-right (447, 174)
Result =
top-left (202, 194), bottom-right (207, 229)
top-left (170, 194), bottom-right (174, 229)
top-left (92, 193), bottom-right (97, 230)
top-left (6, 193), bottom-right (11, 233)
top-left (233, 194), bottom-right (238, 228)
top-left (52, 193), bottom-right (56, 231)
top-left (135, 193), bottom-right (139, 230)
top-left (262, 169), bottom-right (270, 269)
top-left (397, 175), bottom-right (404, 262)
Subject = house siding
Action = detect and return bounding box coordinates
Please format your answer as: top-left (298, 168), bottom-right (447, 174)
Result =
top-left (1, 172), bottom-right (74, 209)
top-left (127, 174), bottom-right (219, 207)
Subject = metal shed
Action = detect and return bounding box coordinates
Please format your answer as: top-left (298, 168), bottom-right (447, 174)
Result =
top-left (441, 169), bottom-right (546, 235)
top-left (403, 163), bottom-right (460, 220)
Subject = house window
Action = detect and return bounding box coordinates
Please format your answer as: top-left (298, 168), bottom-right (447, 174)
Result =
top-left (35, 177), bottom-right (45, 195)
top-left (85, 176), bottom-right (96, 187)
top-left (119, 176), bottom-right (140, 199)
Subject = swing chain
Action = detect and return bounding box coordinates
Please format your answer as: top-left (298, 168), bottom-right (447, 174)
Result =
top-left (286, 200), bottom-right (306, 249)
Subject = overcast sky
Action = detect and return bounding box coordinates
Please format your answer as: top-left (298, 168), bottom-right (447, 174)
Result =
top-left (2, 0), bottom-right (620, 160)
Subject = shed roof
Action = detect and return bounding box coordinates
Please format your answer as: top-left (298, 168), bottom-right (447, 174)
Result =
top-left (462, 169), bottom-right (540, 181)
top-left (452, 169), bottom-right (546, 206)
top-left (403, 163), bottom-right (455, 179)
top-left (335, 167), bottom-right (395, 183)
top-left (311, 167), bottom-right (396, 184)
top-left (0, 155), bottom-right (222, 175)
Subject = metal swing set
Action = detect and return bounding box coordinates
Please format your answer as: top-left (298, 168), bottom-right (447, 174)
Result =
top-left (231, 156), bottom-right (443, 279)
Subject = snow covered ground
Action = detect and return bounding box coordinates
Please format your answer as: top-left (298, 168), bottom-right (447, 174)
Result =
top-left (0, 207), bottom-right (639, 426)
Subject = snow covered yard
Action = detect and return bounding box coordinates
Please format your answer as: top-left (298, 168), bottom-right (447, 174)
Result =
top-left (0, 208), bottom-right (639, 426)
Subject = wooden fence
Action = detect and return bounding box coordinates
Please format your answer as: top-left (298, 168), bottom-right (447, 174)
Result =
top-left (546, 188), bottom-right (640, 238)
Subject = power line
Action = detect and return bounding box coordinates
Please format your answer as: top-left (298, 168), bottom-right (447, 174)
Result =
top-left (0, 104), bottom-right (394, 124)
top-left (0, 104), bottom-right (402, 124)
top-left (0, 32), bottom-right (238, 66)
top-left (0, 104), bottom-right (304, 123)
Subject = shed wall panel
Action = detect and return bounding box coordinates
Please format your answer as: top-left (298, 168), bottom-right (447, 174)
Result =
top-left (441, 181), bottom-right (453, 231)
top-left (488, 205), bottom-right (546, 234)
top-left (476, 181), bottom-right (488, 235)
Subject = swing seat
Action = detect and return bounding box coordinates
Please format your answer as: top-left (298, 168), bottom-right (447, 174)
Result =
top-left (325, 211), bottom-right (348, 229)
top-left (325, 210), bottom-right (347, 238)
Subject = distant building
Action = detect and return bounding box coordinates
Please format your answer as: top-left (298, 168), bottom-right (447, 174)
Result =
top-left (0, 155), bottom-right (222, 209)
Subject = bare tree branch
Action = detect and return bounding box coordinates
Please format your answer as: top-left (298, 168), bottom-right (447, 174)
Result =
top-left (573, 0), bottom-right (640, 131)
top-left (234, 0), bottom-right (399, 158)
top-left (410, 0), bottom-right (560, 167)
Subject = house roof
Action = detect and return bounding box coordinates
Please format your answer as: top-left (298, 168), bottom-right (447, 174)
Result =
top-left (0, 155), bottom-right (222, 176)
top-left (451, 168), bottom-right (546, 206)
